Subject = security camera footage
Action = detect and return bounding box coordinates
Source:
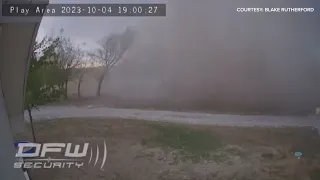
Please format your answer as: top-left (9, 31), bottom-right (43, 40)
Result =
top-left (2, 0), bottom-right (320, 180)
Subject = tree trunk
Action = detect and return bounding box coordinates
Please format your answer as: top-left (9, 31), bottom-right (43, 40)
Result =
top-left (27, 107), bottom-right (37, 143)
top-left (77, 72), bottom-right (85, 98)
top-left (64, 79), bottom-right (68, 99)
top-left (64, 69), bottom-right (71, 100)
top-left (96, 72), bottom-right (105, 96)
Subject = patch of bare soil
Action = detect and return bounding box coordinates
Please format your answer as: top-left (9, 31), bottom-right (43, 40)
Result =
top-left (14, 118), bottom-right (320, 180)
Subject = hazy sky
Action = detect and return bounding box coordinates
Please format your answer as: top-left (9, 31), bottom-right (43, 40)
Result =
top-left (38, 0), bottom-right (319, 51)
top-left (37, 0), bottom-right (167, 50)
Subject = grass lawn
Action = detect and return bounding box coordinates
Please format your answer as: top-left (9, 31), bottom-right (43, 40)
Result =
top-left (15, 118), bottom-right (320, 180)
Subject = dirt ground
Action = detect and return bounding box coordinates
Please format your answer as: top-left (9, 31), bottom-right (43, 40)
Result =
top-left (14, 118), bottom-right (320, 180)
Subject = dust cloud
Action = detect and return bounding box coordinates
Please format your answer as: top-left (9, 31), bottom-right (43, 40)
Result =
top-left (101, 0), bottom-right (319, 114)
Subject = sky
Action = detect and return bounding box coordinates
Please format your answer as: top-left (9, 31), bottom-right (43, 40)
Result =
top-left (37, 0), bottom-right (319, 50)
top-left (37, 0), bottom-right (167, 50)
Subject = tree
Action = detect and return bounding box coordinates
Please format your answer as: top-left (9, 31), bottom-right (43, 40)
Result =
top-left (55, 29), bottom-right (84, 99)
top-left (25, 36), bottom-right (64, 142)
top-left (75, 58), bottom-right (94, 98)
top-left (89, 27), bottom-right (135, 96)
top-left (77, 68), bottom-right (86, 98)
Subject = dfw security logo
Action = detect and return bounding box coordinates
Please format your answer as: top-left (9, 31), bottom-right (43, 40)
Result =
top-left (14, 141), bottom-right (107, 170)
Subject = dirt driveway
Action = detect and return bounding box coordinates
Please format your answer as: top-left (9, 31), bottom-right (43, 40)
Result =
top-left (26, 105), bottom-right (320, 130)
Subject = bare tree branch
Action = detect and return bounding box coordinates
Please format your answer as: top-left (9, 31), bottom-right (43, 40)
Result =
top-left (89, 27), bottom-right (136, 96)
